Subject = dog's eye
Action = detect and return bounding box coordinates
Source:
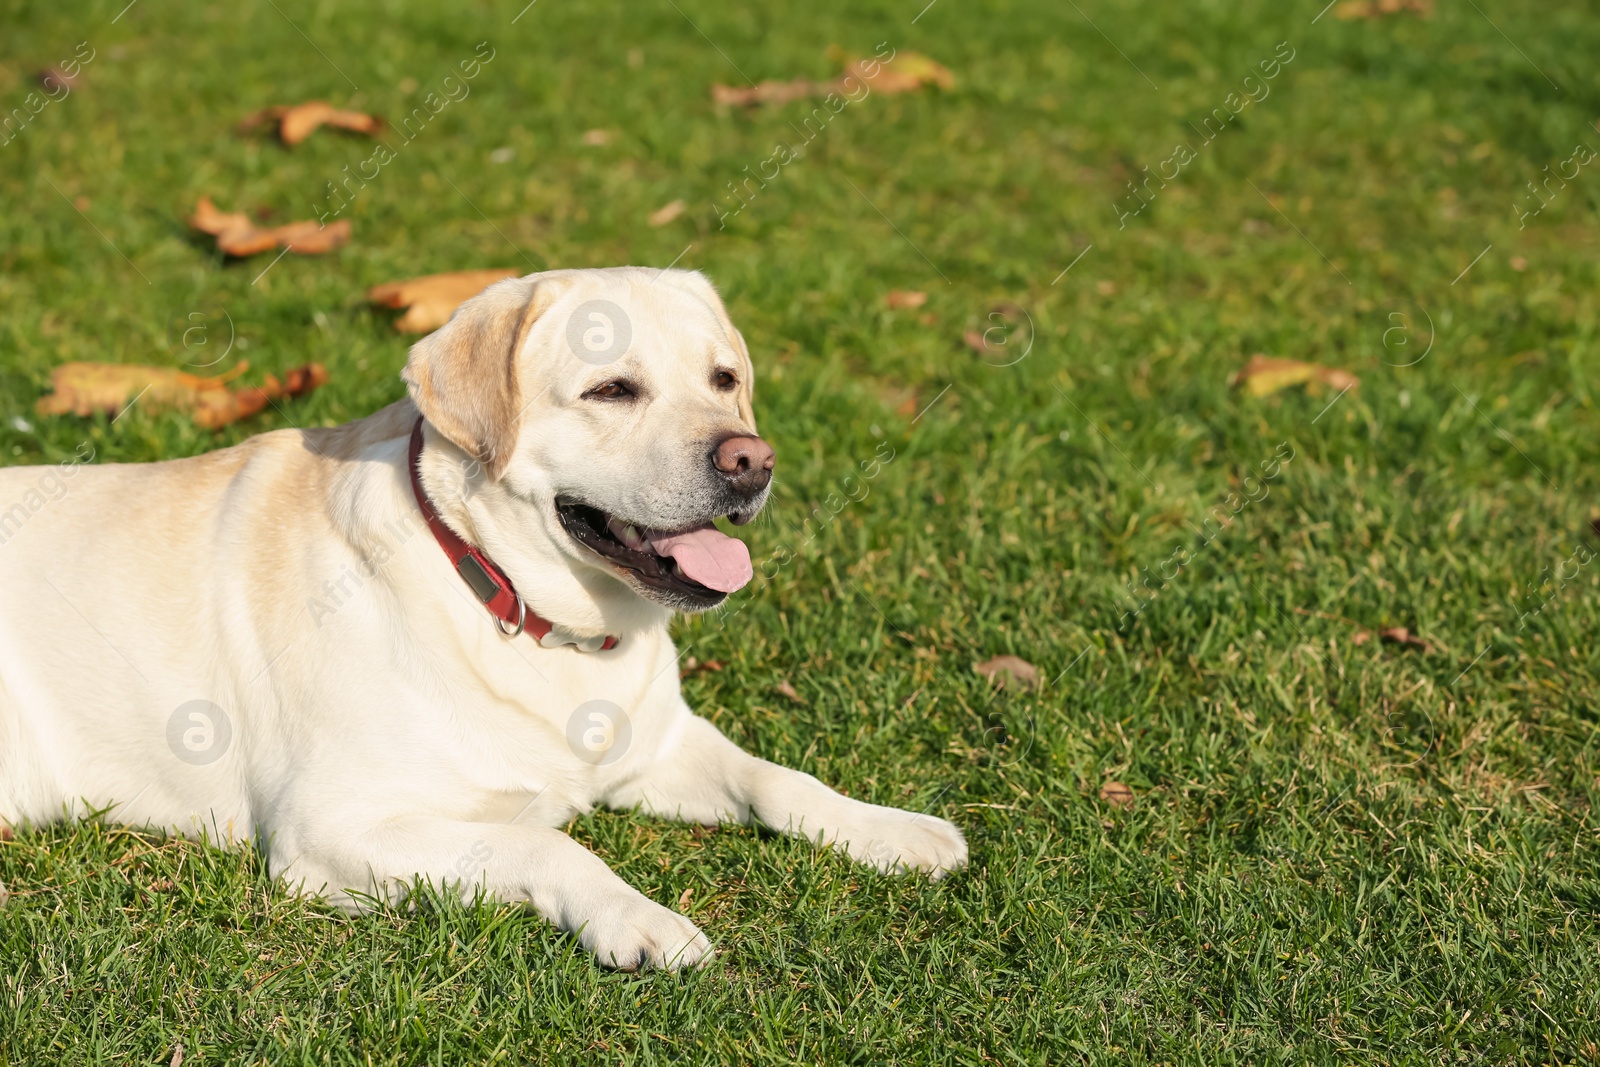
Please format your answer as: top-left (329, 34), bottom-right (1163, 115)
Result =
top-left (586, 380), bottom-right (635, 401)
top-left (713, 370), bottom-right (738, 391)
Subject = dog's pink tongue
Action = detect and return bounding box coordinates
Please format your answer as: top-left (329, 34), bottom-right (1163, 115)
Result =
top-left (647, 524), bottom-right (753, 593)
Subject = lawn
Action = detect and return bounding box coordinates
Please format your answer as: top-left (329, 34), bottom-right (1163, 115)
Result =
top-left (2, 0), bottom-right (1599, 1062)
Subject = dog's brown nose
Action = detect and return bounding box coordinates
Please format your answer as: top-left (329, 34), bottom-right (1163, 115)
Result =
top-left (712, 435), bottom-right (775, 494)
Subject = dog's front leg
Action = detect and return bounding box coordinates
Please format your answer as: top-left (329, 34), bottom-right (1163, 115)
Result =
top-left (308, 818), bottom-right (711, 971)
top-left (612, 712), bottom-right (968, 878)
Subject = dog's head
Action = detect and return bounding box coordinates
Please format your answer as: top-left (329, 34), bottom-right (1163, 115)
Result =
top-left (402, 267), bottom-right (772, 615)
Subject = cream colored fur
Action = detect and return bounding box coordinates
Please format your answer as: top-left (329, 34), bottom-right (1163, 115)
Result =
top-left (0, 267), bottom-right (965, 970)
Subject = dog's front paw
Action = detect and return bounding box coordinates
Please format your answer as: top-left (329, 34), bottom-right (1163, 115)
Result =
top-left (575, 892), bottom-right (713, 973)
top-left (840, 806), bottom-right (969, 879)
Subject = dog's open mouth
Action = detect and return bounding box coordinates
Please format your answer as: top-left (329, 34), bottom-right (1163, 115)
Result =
top-left (557, 500), bottom-right (754, 604)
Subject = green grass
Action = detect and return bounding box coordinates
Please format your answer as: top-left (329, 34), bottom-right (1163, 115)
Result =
top-left (3, 0), bottom-right (1599, 1062)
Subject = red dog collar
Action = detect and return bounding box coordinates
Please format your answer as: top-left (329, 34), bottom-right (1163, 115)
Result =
top-left (408, 418), bottom-right (617, 651)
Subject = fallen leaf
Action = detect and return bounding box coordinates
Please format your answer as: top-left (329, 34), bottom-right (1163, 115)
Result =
top-left (974, 654), bottom-right (1039, 691)
top-left (189, 196), bottom-right (350, 258)
top-left (367, 269), bottom-right (519, 333)
top-left (1352, 630), bottom-right (1372, 646)
top-left (580, 128), bottom-right (614, 146)
top-left (36, 360), bottom-right (328, 430)
top-left (886, 289), bottom-right (927, 310)
top-left (1230, 354), bottom-right (1359, 398)
top-left (169, 1045), bottom-right (184, 1067)
top-left (1378, 626), bottom-right (1431, 653)
top-left (1510, 256), bottom-right (1527, 272)
top-left (38, 67), bottom-right (79, 93)
top-left (681, 658), bottom-right (725, 678)
top-left (713, 47), bottom-right (952, 106)
top-left (648, 198), bottom-right (687, 227)
top-left (240, 101), bottom-right (383, 145)
top-left (192, 364), bottom-right (329, 431)
top-left (1334, 0), bottom-right (1432, 18)
top-left (836, 47), bottom-right (954, 94)
top-left (149, 879), bottom-right (176, 892)
top-left (677, 886), bottom-right (694, 909)
top-left (775, 679), bottom-right (807, 703)
top-left (963, 302), bottom-right (1026, 359)
top-left (1099, 781), bottom-right (1136, 808)
top-left (38, 361), bottom-right (244, 418)
top-left (712, 79), bottom-right (823, 107)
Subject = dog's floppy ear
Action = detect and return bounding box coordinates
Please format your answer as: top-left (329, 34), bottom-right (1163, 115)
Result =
top-left (401, 274), bottom-right (556, 480)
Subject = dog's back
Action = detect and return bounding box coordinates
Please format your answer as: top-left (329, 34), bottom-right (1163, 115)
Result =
top-left (0, 414), bottom-right (388, 838)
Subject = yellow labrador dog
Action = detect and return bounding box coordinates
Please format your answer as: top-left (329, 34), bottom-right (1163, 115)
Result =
top-left (0, 267), bottom-right (965, 970)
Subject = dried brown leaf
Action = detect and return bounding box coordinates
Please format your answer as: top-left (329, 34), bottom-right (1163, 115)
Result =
top-left (838, 48), bottom-right (954, 94)
top-left (775, 679), bottom-right (807, 704)
top-left (974, 654), bottom-right (1039, 691)
top-left (1378, 626), bottom-right (1431, 653)
top-left (36, 360), bottom-right (328, 430)
top-left (713, 48), bottom-right (952, 106)
top-left (581, 128), bottom-right (614, 146)
top-left (712, 79), bottom-right (824, 107)
top-left (886, 289), bottom-right (927, 310)
top-left (190, 364), bottom-right (328, 431)
top-left (648, 198), bottom-right (687, 227)
top-left (1099, 781), bottom-right (1136, 808)
top-left (1334, 0), bottom-right (1433, 18)
top-left (241, 101), bottom-right (383, 145)
top-left (1230, 354), bottom-right (1359, 398)
top-left (37, 363), bottom-right (239, 419)
top-left (189, 197), bottom-right (350, 258)
top-left (963, 303), bottom-right (1026, 358)
top-left (367, 269), bottom-right (519, 333)
top-left (38, 66), bottom-right (79, 93)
